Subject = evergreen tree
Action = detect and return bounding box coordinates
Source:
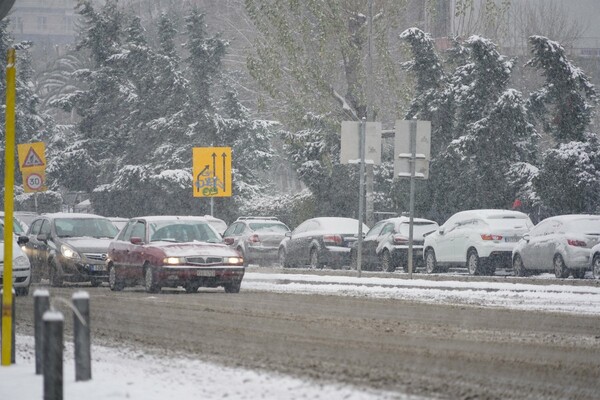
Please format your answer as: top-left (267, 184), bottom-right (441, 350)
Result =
top-left (526, 36), bottom-right (597, 143)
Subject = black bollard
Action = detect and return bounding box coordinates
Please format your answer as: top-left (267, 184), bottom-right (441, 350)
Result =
top-left (43, 310), bottom-right (63, 400)
top-left (34, 289), bottom-right (50, 374)
top-left (72, 291), bottom-right (91, 381)
top-left (0, 288), bottom-right (16, 364)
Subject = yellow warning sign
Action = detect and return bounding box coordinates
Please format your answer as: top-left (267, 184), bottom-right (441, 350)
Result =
top-left (192, 147), bottom-right (232, 197)
top-left (17, 142), bottom-right (46, 170)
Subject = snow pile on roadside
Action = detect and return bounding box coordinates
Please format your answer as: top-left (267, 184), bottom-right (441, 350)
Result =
top-left (0, 335), bottom-right (417, 400)
top-left (243, 273), bottom-right (600, 315)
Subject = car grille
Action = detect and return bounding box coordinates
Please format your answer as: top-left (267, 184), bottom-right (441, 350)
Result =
top-left (84, 253), bottom-right (107, 261)
top-left (186, 257), bottom-right (223, 265)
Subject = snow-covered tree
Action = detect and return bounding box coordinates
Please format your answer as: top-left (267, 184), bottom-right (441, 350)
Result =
top-left (526, 36), bottom-right (597, 143)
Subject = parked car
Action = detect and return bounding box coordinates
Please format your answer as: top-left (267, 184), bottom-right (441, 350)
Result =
top-left (223, 217), bottom-right (290, 267)
top-left (0, 211), bottom-right (30, 236)
top-left (512, 214), bottom-right (600, 278)
top-left (351, 216), bottom-right (439, 272)
top-left (23, 213), bottom-right (119, 286)
top-left (279, 217), bottom-right (368, 269)
top-left (0, 223), bottom-right (31, 296)
top-left (201, 215), bottom-right (228, 236)
top-left (423, 209), bottom-right (533, 275)
top-left (109, 217), bottom-right (129, 233)
top-left (106, 216), bottom-right (245, 293)
top-left (13, 211), bottom-right (39, 230)
top-left (590, 242), bottom-right (600, 279)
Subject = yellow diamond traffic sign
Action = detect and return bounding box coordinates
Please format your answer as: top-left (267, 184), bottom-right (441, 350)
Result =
top-left (192, 147), bottom-right (232, 197)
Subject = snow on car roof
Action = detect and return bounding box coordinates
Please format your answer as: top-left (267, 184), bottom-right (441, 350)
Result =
top-left (384, 216), bottom-right (438, 225)
top-left (42, 212), bottom-right (110, 219)
top-left (452, 209), bottom-right (530, 220)
top-left (540, 214), bottom-right (600, 223)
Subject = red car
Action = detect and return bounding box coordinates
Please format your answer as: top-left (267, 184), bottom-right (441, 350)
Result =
top-left (106, 216), bottom-right (245, 293)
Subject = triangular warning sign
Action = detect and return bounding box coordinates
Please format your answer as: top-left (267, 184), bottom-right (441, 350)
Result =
top-left (22, 147), bottom-right (44, 168)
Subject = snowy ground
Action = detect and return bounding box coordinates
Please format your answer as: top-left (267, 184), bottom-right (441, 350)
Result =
top-left (2, 271), bottom-right (599, 399)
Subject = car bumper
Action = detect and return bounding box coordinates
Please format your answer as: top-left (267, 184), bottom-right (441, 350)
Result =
top-left (321, 247), bottom-right (352, 267)
top-left (60, 257), bottom-right (109, 281)
top-left (246, 246), bottom-right (279, 263)
top-left (564, 247), bottom-right (591, 269)
top-left (391, 245), bottom-right (424, 261)
top-left (155, 266), bottom-right (245, 286)
top-left (477, 241), bottom-right (518, 258)
top-left (0, 267), bottom-right (31, 288)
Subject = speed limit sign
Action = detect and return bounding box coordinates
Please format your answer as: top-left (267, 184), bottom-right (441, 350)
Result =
top-left (23, 170), bottom-right (45, 192)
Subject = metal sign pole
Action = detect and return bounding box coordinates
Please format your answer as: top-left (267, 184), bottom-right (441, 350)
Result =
top-left (408, 119), bottom-right (417, 279)
top-left (356, 118), bottom-right (366, 278)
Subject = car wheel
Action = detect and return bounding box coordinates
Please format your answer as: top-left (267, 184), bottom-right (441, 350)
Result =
top-left (224, 281), bottom-right (241, 293)
top-left (144, 266), bottom-right (160, 293)
top-left (381, 250), bottom-right (396, 272)
top-left (593, 254), bottom-right (600, 279)
top-left (467, 249), bottom-right (482, 276)
top-left (309, 248), bottom-right (322, 269)
top-left (571, 268), bottom-right (586, 279)
top-left (108, 265), bottom-right (124, 291)
top-left (512, 254), bottom-right (528, 277)
top-left (49, 262), bottom-right (63, 287)
top-left (554, 255), bottom-right (569, 279)
top-left (184, 283), bottom-right (200, 293)
top-left (279, 248), bottom-right (290, 268)
top-left (425, 249), bottom-right (438, 274)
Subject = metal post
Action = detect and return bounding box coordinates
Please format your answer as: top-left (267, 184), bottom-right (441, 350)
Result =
top-left (43, 310), bottom-right (63, 400)
top-left (1, 288), bottom-right (16, 364)
top-left (72, 291), bottom-right (91, 381)
top-left (34, 289), bottom-right (50, 374)
top-left (365, 0), bottom-right (375, 227)
top-left (210, 197), bottom-right (214, 217)
top-left (357, 118), bottom-right (366, 277)
top-left (408, 119), bottom-right (417, 279)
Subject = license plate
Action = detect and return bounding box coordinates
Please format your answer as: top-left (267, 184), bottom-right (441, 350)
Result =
top-left (196, 270), bottom-right (215, 277)
top-left (89, 264), bottom-right (105, 271)
top-left (505, 237), bottom-right (520, 243)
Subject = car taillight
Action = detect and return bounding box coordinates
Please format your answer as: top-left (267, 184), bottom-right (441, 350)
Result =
top-left (567, 239), bottom-right (587, 247)
top-left (323, 234), bottom-right (343, 246)
top-left (481, 234), bottom-right (503, 241)
top-left (248, 234), bottom-right (260, 243)
top-left (393, 235), bottom-right (408, 244)
top-left (224, 237), bottom-right (234, 245)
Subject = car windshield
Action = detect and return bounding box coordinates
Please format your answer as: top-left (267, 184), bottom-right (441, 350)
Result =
top-left (485, 216), bottom-right (533, 230)
top-left (565, 218), bottom-right (600, 233)
top-left (317, 219), bottom-right (368, 234)
top-left (398, 222), bottom-right (438, 237)
top-left (149, 220), bottom-right (221, 243)
top-left (249, 222), bottom-right (288, 232)
top-left (55, 218), bottom-right (119, 238)
top-left (0, 217), bottom-right (25, 235)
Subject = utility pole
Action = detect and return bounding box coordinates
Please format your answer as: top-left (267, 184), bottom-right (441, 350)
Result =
top-left (365, 0), bottom-right (375, 227)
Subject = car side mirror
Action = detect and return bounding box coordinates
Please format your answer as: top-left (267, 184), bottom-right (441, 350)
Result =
top-left (224, 237), bottom-right (234, 245)
top-left (285, 231), bottom-right (292, 238)
top-left (36, 233), bottom-right (48, 243)
top-left (438, 227), bottom-right (445, 235)
top-left (523, 233), bottom-right (530, 242)
top-left (17, 236), bottom-right (29, 246)
top-left (130, 237), bottom-right (143, 245)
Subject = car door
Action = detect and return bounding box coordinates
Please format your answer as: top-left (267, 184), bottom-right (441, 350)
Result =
top-left (538, 220), bottom-right (562, 270)
top-left (436, 220), bottom-right (460, 263)
top-left (37, 219), bottom-right (53, 271)
top-left (451, 219), bottom-right (476, 263)
top-left (222, 222), bottom-right (241, 247)
top-left (519, 221), bottom-right (547, 269)
top-left (376, 222), bottom-right (396, 260)
top-left (362, 221), bottom-right (386, 266)
top-left (25, 219), bottom-right (43, 270)
top-left (109, 220), bottom-right (135, 271)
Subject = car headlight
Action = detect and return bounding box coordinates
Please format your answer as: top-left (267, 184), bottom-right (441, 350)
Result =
top-left (164, 257), bottom-right (185, 265)
top-left (225, 256), bottom-right (244, 265)
top-left (61, 245), bottom-right (81, 260)
top-left (13, 256), bottom-right (29, 268)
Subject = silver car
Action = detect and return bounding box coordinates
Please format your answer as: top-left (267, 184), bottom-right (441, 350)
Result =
top-left (588, 243), bottom-right (600, 279)
top-left (512, 214), bottom-right (600, 278)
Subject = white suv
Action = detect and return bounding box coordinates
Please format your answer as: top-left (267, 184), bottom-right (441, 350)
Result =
top-left (423, 209), bottom-right (533, 275)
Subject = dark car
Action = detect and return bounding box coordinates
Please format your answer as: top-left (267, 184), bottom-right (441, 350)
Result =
top-left (351, 216), bottom-right (439, 272)
top-left (23, 213), bottom-right (119, 286)
top-left (106, 216), bottom-right (245, 293)
top-left (223, 217), bottom-right (290, 267)
top-left (279, 217), bottom-right (368, 269)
